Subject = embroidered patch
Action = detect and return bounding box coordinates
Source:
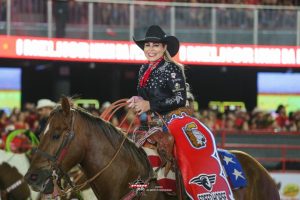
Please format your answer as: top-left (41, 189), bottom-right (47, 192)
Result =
top-left (189, 174), bottom-right (216, 191)
top-left (182, 122), bottom-right (207, 149)
top-left (129, 178), bottom-right (149, 195)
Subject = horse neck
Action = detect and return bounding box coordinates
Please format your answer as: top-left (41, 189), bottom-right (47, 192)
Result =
top-left (78, 119), bottom-right (151, 198)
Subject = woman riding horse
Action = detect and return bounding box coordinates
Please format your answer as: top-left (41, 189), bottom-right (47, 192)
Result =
top-left (127, 25), bottom-right (233, 200)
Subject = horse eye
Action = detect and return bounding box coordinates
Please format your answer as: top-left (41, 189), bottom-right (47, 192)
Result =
top-left (52, 132), bottom-right (61, 140)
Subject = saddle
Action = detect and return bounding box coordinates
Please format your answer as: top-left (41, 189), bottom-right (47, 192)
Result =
top-left (132, 126), bottom-right (175, 177)
top-left (143, 106), bottom-right (193, 176)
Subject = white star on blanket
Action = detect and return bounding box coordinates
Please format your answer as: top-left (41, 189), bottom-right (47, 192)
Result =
top-left (232, 169), bottom-right (245, 180)
top-left (223, 155), bottom-right (236, 165)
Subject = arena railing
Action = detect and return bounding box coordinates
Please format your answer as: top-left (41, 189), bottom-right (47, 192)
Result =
top-left (0, 0), bottom-right (299, 46)
top-left (215, 130), bottom-right (300, 172)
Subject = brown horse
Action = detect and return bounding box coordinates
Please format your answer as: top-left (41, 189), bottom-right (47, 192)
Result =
top-left (0, 162), bottom-right (31, 200)
top-left (25, 97), bottom-right (279, 200)
top-left (25, 97), bottom-right (174, 200)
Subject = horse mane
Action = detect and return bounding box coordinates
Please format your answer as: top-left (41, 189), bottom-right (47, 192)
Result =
top-left (52, 101), bottom-right (151, 170)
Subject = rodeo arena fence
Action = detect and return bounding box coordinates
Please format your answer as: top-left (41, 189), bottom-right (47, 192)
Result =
top-left (0, 0), bottom-right (300, 199)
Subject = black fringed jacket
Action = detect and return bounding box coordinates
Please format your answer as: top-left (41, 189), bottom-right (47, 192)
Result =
top-left (137, 59), bottom-right (187, 115)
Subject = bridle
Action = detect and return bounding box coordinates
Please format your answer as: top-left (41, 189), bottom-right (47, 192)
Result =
top-left (32, 109), bottom-right (76, 193)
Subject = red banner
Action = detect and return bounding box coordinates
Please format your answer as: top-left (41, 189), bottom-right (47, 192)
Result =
top-left (1, 35), bottom-right (300, 67)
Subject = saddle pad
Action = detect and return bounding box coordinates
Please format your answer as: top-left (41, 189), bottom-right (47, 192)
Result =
top-left (142, 147), bottom-right (176, 193)
top-left (218, 149), bottom-right (247, 190)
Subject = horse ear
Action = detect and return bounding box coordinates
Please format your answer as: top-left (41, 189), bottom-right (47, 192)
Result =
top-left (61, 96), bottom-right (71, 116)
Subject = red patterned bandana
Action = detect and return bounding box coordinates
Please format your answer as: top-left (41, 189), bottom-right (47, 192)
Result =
top-left (139, 57), bottom-right (163, 87)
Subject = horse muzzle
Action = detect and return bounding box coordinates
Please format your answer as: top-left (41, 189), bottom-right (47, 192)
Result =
top-left (25, 169), bottom-right (54, 194)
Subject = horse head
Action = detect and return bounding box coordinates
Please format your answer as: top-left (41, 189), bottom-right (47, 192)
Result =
top-left (25, 97), bottom-right (85, 194)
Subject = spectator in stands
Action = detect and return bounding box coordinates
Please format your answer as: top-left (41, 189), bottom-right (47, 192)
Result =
top-left (249, 108), bottom-right (265, 129)
top-left (245, 0), bottom-right (260, 4)
top-left (293, 0), bottom-right (300, 5)
top-left (234, 110), bottom-right (250, 131)
top-left (35, 99), bottom-right (56, 138)
top-left (261, 112), bottom-right (277, 130)
top-left (224, 112), bottom-right (236, 130)
top-left (279, 0), bottom-right (294, 5)
top-left (23, 102), bottom-right (38, 131)
top-left (0, 110), bottom-right (7, 134)
top-left (295, 112), bottom-right (300, 131)
top-left (14, 112), bottom-right (30, 130)
top-left (261, 0), bottom-right (278, 5)
top-left (275, 104), bottom-right (289, 131)
top-left (54, 0), bottom-right (68, 38)
top-left (288, 111), bottom-right (297, 131)
top-left (127, 25), bottom-right (233, 199)
top-left (0, 1), bottom-right (6, 21)
top-left (202, 110), bottom-right (221, 130)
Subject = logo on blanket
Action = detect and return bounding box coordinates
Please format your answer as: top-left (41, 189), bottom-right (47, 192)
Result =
top-left (189, 174), bottom-right (216, 191)
top-left (197, 191), bottom-right (227, 200)
top-left (129, 178), bottom-right (149, 195)
top-left (182, 122), bottom-right (206, 149)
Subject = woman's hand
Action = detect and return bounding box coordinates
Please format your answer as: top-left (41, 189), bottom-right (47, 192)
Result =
top-left (127, 96), bottom-right (150, 115)
top-left (134, 99), bottom-right (150, 115)
top-left (127, 96), bottom-right (143, 108)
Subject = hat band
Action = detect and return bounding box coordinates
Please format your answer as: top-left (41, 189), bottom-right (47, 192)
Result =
top-left (144, 36), bottom-right (164, 40)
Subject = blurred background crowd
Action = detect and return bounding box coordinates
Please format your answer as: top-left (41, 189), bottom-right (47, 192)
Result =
top-left (1, 99), bottom-right (300, 144)
top-left (148, 0), bottom-right (299, 5)
top-left (1, 0), bottom-right (298, 28)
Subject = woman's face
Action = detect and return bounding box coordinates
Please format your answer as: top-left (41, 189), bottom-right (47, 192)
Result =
top-left (143, 42), bottom-right (166, 62)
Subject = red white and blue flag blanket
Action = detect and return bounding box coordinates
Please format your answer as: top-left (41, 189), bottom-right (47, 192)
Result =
top-left (167, 112), bottom-right (234, 200)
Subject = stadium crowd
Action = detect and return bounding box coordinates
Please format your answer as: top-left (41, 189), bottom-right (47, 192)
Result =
top-left (1, 0), bottom-right (298, 23)
top-left (146, 0), bottom-right (298, 5)
top-left (0, 0), bottom-right (296, 42)
top-left (0, 100), bottom-right (299, 143)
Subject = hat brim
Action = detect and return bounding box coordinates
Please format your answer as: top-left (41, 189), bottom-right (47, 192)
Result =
top-left (133, 36), bottom-right (179, 57)
top-left (36, 102), bottom-right (56, 109)
top-left (36, 104), bottom-right (55, 110)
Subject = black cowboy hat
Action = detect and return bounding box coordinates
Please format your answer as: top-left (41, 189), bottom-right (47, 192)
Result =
top-left (133, 25), bottom-right (180, 57)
